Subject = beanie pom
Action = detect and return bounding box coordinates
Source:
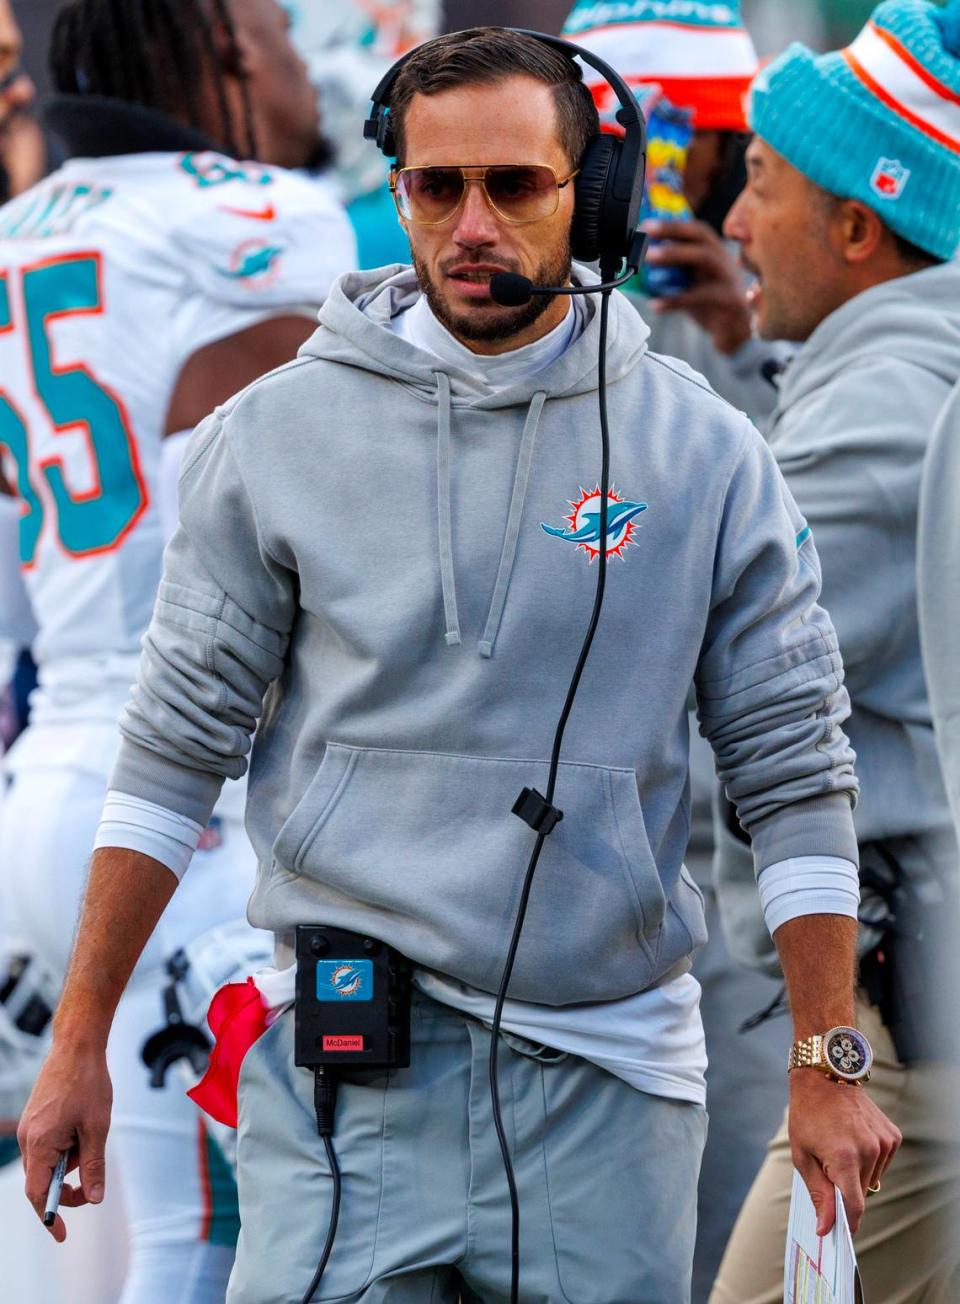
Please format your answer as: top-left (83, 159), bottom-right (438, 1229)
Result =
top-left (938, 0), bottom-right (960, 58)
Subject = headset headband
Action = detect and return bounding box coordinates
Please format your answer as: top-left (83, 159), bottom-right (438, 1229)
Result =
top-left (363, 27), bottom-right (641, 158)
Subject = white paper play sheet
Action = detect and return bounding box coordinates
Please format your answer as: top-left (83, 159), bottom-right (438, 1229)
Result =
top-left (784, 1169), bottom-right (863, 1303)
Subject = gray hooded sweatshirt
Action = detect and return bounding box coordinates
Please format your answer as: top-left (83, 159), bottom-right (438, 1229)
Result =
top-left (716, 261), bottom-right (960, 971)
top-left (920, 379), bottom-right (960, 838)
top-left (113, 264), bottom-right (857, 1006)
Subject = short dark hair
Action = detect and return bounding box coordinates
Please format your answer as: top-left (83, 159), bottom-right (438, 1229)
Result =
top-left (389, 27), bottom-right (599, 169)
top-left (49, 0), bottom-right (256, 160)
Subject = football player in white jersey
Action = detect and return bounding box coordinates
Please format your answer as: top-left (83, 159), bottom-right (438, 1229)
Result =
top-left (0, 1), bottom-right (356, 1298)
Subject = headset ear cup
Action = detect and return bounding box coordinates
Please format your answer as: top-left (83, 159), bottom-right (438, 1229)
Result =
top-left (571, 135), bottom-right (618, 264)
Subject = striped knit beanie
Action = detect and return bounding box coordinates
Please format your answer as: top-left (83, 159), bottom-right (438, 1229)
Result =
top-left (562, 1), bottom-right (758, 131)
top-left (749, 0), bottom-right (960, 261)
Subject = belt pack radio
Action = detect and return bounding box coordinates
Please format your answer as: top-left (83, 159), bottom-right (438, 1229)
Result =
top-left (294, 924), bottom-right (412, 1070)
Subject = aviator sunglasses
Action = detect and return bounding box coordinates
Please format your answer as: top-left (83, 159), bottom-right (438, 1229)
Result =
top-left (391, 163), bottom-right (579, 226)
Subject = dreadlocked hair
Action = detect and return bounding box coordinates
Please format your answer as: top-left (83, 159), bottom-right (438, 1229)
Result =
top-left (49, 0), bottom-right (257, 161)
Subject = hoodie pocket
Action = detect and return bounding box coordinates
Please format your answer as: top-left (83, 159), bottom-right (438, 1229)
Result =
top-left (273, 742), bottom-right (359, 871)
top-left (273, 743), bottom-right (668, 1004)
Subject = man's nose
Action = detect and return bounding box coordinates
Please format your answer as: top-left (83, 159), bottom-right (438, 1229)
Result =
top-left (723, 191), bottom-right (748, 244)
top-left (452, 181), bottom-right (500, 248)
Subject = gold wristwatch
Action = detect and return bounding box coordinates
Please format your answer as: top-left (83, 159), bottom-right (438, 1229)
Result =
top-left (788, 1026), bottom-right (873, 1085)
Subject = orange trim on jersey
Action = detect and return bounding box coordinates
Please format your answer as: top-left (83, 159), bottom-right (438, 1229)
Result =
top-left (843, 50), bottom-right (960, 154)
top-left (21, 249), bottom-right (150, 561)
top-left (870, 21), bottom-right (960, 106)
top-left (197, 1117), bottom-right (213, 1243)
top-left (0, 391), bottom-right (44, 572)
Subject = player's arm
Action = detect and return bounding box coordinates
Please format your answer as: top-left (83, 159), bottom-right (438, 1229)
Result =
top-left (19, 848), bottom-right (175, 1241)
top-left (775, 915), bottom-right (901, 1236)
top-left (164, 314), bottom-right (316, 435)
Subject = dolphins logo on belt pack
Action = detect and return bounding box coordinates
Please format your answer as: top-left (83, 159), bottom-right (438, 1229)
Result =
top-left (541, 485), bottom-right (647, 562)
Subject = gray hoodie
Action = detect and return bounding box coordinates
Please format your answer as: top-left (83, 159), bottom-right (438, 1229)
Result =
top-left (113, 264), bottom-right (857, 1005)
top-left (919, 380), bottom-right (960, 838)
top-left (716, 261), bottom-right (960, 971)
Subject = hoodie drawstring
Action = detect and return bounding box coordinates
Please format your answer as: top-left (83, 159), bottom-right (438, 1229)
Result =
top-left (479, 390), bottom-right (547, 659)
top-left (435, 377), bottom-right (547, 658)
top-left (435, 371), bottom-right (462, 647)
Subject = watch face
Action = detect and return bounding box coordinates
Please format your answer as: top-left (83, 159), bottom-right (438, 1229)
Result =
top-left (824, 1026), bottom-right (872, 1081)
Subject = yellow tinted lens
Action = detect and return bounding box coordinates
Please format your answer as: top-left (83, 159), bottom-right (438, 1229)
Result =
top-left (398, 168), bottom-right (465, 222)
top-left (484, 166), bottom-right (559, 220)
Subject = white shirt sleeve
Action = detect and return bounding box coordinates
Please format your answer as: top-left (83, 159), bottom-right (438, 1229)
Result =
top-left (758, 856), bottom-right (860, 937)
top-left (95, 791), bottom-right (204, 881)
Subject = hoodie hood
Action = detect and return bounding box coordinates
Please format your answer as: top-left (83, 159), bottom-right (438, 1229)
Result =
top-left (776, 259), bottom-right (960, 412)
top-left (302, 262), bottom-right (651, 408)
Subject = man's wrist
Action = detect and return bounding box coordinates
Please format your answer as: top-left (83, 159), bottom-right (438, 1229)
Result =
top-left (51, 1015), bottom-right (111, 1055)
top-left (52, 991), bottom-right (118, 1053)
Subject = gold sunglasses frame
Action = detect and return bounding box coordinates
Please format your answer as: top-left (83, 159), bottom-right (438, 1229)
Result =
top-left (389, 163), bottom-right (580, 227)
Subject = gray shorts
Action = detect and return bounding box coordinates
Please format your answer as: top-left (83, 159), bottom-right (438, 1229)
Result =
top-left (229, 990), bottom-right (706, 1303)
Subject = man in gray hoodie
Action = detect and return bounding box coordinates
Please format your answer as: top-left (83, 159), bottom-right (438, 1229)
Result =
top-left (18, 28), bottom-right (899, 1304)
top-left (713, 3), bottom-right (960, 1300)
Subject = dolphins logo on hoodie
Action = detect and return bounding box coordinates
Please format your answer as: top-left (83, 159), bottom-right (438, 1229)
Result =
top-left (541, 485), bottom-right (647, 561)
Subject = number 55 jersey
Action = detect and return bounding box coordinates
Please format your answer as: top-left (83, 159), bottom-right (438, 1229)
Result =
top-left (0, 148), bottom-right (355, 729)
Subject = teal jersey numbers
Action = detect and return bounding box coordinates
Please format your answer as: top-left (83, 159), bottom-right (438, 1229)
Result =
top-left (0, 273), bottom-right (44, 564)
top-left (0, 252), bottom-right (147, 564)
top-left (180, 152), bottom-right (273, 190)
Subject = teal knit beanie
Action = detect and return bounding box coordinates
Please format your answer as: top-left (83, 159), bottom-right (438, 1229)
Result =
top-left (748, 0), bottom-right (960, 260)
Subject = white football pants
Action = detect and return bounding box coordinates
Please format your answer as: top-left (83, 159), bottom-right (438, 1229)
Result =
top-left (0, 721), bottom-right (260, 1304)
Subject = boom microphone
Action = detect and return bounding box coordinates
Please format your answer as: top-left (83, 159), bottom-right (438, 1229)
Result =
top-left (490, 264), bottom-right (637, 307)
top-left (489, 232), bottom-right (647, 307)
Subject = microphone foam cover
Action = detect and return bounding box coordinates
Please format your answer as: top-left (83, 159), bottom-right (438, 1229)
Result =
top-left (489, 272), bottom-right (534, 307)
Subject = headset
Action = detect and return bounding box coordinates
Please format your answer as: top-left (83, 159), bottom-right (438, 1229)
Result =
top-left (363, 27), bottom-right (648, 282)
top-left (301, 30), bottom-right (651, 1304)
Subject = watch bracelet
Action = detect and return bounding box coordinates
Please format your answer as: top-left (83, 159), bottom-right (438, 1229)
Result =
top-left (788, 1033), bottom-right (865, 1084)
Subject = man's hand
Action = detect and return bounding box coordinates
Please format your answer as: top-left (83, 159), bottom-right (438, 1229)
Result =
top-left (15, 847), bottom-right (177, 1240)
top-left (789, 1069), bottom-right (901, 1236)
top-left (641, 218), bottom-right (753, 355)
top-left (18, 1043), bottom-right (113, 1242)
top-left (775, 914), bottom-right (902, 1236)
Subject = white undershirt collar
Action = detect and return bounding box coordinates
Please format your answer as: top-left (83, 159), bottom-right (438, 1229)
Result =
top-left (392, 292), bottom-right (583, 393)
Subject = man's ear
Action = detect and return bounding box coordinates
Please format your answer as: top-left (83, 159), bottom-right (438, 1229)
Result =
top-left (839, 199), bottom-right (885, 265)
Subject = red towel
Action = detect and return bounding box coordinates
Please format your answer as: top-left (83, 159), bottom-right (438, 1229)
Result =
top-left (188, 978), bottom-right (272, 1128)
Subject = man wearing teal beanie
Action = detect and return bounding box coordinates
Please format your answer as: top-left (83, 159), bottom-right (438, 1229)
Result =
top-left (713, 2), bottom-right (960, 1300)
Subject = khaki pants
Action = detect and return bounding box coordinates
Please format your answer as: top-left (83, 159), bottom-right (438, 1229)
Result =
top-left (710, 997), bottom-right (960, 1304)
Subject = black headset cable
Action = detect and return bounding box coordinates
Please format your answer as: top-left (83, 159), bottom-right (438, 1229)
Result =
top-left (488, 288), bottom-right (615, 1304)
top-left (301, 1068), bottom-right (343, 1304)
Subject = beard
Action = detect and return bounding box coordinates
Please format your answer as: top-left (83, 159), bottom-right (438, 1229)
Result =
top-left (410, 238), bottom-right (573, 346)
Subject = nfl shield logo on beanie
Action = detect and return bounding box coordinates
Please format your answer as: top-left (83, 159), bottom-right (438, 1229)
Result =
top-left (870, 157), bottom-right (911, 199)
